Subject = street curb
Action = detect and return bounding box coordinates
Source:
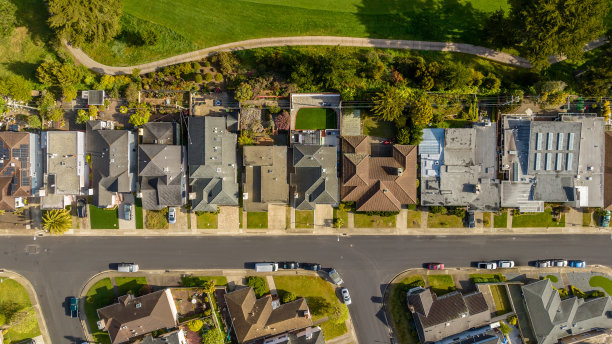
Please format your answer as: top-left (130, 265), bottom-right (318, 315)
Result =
top-left (0, 270), bottom-right (52, 344)
top-left (382, 265), bottom-right (612, 344)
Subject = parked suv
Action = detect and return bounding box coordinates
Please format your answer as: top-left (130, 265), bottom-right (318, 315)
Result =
top-left (477, 262), bottom-right (497, 269)
top-left (466, 211), bottom-right (475, 228)
top-left (497, 260), bottom-right (515, 268)
top-left (569, 260), bottom-right (586, 268)
top-left (535, 260), bottom-right (551, 268)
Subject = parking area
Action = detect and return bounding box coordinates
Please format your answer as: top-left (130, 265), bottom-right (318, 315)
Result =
top-left (314, 204), bottom-right (333, 229)
top-left (268, 204), bottom-right (286, 230)
top-left (118, 202), bottom-right (136, 230)
top-left (168, 206), bottom-right (189, 230)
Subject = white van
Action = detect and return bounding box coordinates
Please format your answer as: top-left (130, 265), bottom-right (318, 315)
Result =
top-left (118, 263), bottom-right (139, 272)
top-left (255, 262), bottom-right (278, 272)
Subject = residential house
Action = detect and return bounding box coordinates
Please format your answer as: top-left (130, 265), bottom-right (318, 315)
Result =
top-left (137, 329), bottom-right (187, 344)
top-left (290, 144), bottom-right (339, 210)
top-left (187, 116), bottom-right (238, 212)
top-left (84, 90), bottom-right (105, 106)
top-left (225, 287), bottom-right (313, 344)
top-left (501, 115), bottom-right (604, 211)
top-left (40, 131), bottom-right (87, 209)
top-left (263, 327), bottom-right (326, 344)
top-left (522, 279), bottom-right (612, 344)
top-left (0, 132), bottom-right (40, 211)
top-left (407, 288), bottom-right (490, 344)
top-left (419, 124), bottom-right (499, 211)
top-left (242, 146), bottom-right (289, 212)
top-left (96, 289), bottom-right (179, 344)
top-left (341, 136), bottom-right (417, 212)
top-left (138, 122), bottom-right (186, 210)
top-left (86, 121), bottom-right (137, 208)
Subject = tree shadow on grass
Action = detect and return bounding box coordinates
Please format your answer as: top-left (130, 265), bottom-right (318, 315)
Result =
top-left (9, 0), bottom-right (55, 43)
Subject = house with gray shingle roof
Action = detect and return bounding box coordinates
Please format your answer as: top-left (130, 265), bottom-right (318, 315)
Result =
top-left (522, 279), bottom-right (612, 344)
top-left (86, 121), bottom-right (137, 208)
top-left (188, 116), bottom-right (238, 212)
top-left (290, 144), bottom-right (338, 210)
top-left (138, 122), bottom-right (186, 210)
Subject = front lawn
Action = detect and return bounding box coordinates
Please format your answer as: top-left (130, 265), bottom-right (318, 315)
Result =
top-left (84, 278), bottom-right (116, 344)
top-left (89, 205), bottom-right (119, 229)
top-left (181, 276), bottom-right (229, 287)
top-left (511, 208), bottom-right (565, 228)
top-left (274, 276), bottom-right (348, 340)
top-left (135, 198), bottom-right (144, 229)
top-left (389, 275), bottom-right (425, 344)
top-left (470, 274), bottom-right (506, 283)
top-left (295, 210), bottom-right (314, 228)
top-left (196, 212), bottom-right (218, 229)
top-left (589, 276), bottom-right (612, 296)
top-left (146, 209), bottom-right (169, 229)
top-left (482, 212), bottom-right (491, 227)
top-left (333, 208), bottom-right (348, 228)
top-left (427, 275), bottom-right (456, 296)
top-left (362, 115), bottom-right (396, 138)
top-left (247, 212), bottom-right (268, 229)
top-left (427, 213), bottom-right (463, 228)
top-left (494, 212), bottom-right (507, 228)
top-left (354, 213), bottom-right (396, 228)
top-left (115, 277), bottom-right (149, 296)
top-left (0, 279), bottom-right (41, 342)
top-left (582, 211), bottom-right (592, 226)
top-left (406, 210), bottom-right (421, 228)
top-left (295, 108), bottom-right (337, 130)
top-left (489, 284), bottom-right (512, 315)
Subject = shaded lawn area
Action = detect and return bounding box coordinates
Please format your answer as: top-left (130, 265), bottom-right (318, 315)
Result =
top-left (482, 212), bottom-right (491, 227)
top-left (427, 275), bottom-right (456, 296)
top-left (181, 276), bottom-right (229, 287)
top-left (389, 275), bottom-right (425, 344)
top-left (146, 209), bottom-right (169, 229)
top-left (489, 284), bottom-right (512, 315)
top-left (545, 274), bottom-right (559, 283)
top-left (406, 210), bottom-right (421, 228)
top-left (196, 212), bottom-right (218, 229)
top-left (295, 108), bottom-right (337, 130)
top-left (333, 208), bottom-right (348, 228)
top-left (115, 277), bottom-right (148, 296)
top-left (583, 211), bottom-right (592, 226)
top-left (362, 115), bottom-right (396, 138)
top-left (247, 212), bottom-right (268, 229)
top-left (512, 208), bottom-right (565, 228)
top-left (354, 213), bottom-right (396, 228)
top-left (135, 198), bottom-right (144, 229)
top-left (427, 213), bottom-right (463, 228)
top-left (0, 279), bottom-right (41, 342)
top-left (89, 205), bottom-right (119, 229)
top-left (470, 273), bottom-right (505, 283)
top-left (589, 276), bottom-right (612, 296)
top-left (274, 276), bottom-right (348, 340)
top-left (295, 210), bottom-right (314, 228)
top-left (84, 278), bottom-right (115, 344)
top-left (494, 212), bottom-right (507, 228)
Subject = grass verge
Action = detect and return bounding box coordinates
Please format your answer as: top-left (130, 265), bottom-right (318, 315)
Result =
top-left (406, 210), bottom-right (421, 228)
top-left (494, 212), bottom-right (507, 228)
top-left (511, 208), bottom-right (565, 227)
top-left (333, 208), bottom-right (348, 228)
top-left (135, 198), bottom-right (144, 229)
top-left (354, 213), bottom-right (396, 228)
top-left (84, 278), bottom-right (115, 344)
top-left (115, 277), bottom-right (148, 296)
top-left (427, 275), bottom-right (456, 296)
top-left (389, 275), bottom-right (425, 344)
top-left (427, 213), bottom-right (463, 228)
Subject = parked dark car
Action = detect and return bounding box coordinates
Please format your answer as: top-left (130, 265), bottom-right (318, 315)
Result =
top-left (77, 200), bottom-right (87, 218)
top-left (69, 297), bottom-right (79, 318)
top-left (279, 261), bottom-right (298, 269)
top-left (466, 210), bottom-right (475, 228)
top-left (300, 263), bottom-right (321, 271)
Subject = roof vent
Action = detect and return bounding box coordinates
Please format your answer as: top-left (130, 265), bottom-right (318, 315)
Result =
top-left (135, 303), bottom-right (142, 308)
top-left (383, 189), bottom-right (388, 193)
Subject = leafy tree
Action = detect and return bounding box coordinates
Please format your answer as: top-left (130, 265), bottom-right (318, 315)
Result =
top-left (281, 291), bottom-right (297, 303)
top-left (481, 73), bottom-right (501, 93)
top-left (129, 103), bottom-right (151, 126)
top-left (47, 0), bottom-right (122, 45)
top-left (202, 328), bottom-right (224, 344)
top-left (509, 0), bottom-right (609, 69)
top-left (89, 105), bottom-right (99, 119)
top-left (214, 73), bottom-right (224, 82)
top-left (578, 43), bottom-right (612, 96)
top-left (406, 94), bottom-right (433, 127)
top-left (194, 74), bottom-right (203, 83)
top-left (372, 87), bottom-right (408, 122)
top-left (36, 61), bottom-right (82, 87)
top-left (124, 82), bottom-right (139, 103)
top-left (119, 106), bottom-right (128, 114)
top-left (234, 82), bottom-right (254, 102)
top-left (0, 0), bottom-right (17, 38)
top-left (37, 91), bottom-right (57, 117)
top-left (429, 206), bottom-right (447, 215)
top-left (396, 128), bottom-right (412, 145)
top-left (602, 100), bottom-right (610, 122)
top-left (499, 321), bottom-right (512, 336)
top-left (202, 280), bottom-right (215, 294)
top-left (483, 10), bottom-right (519, 49)
top-left (333, 217), bottom-right (344, 229)
top-left (238, 133), bottom-right (254, 146)
top-left (42, 209), bottom-right (72, 235)
top-left (47, 107), bottom-right (64, 122)
top-left (62, 85), bottom-right (77, 102)
top-left (246, 276), bottom-right (268, 297)
top-left (0, 75), bottom-right (33, 102)
top-left (28, 114), bottom-right (42, 128)
top-left (214, 51), bottom-right (238, 74)
top-left (274, 111), bottom-right (290, 131)
top-left (187, 319), bottom-right (203, 332)
top-left (205, 73), bottom-right (213, 82)
top-left (76, 109), bottom-right (90, 124)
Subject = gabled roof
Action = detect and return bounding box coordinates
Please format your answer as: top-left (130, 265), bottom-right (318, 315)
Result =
top-left (97, 289), bottom-right (178, 344)
top-left (341, 136), bottom-right (417, 212)
top-left (142, 122), bottom-right (175, 145)
top-left (225, 287), bottom-right (312, 343)
top-left (291, 145), bottom-right (339, 210)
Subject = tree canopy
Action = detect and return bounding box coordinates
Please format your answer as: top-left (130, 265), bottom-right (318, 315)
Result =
top-left (42, 209), bottom-right (72, 235)
top-left (0, 0), bottom-right (17, 38)
top-left (47, 0), bottom-right (123, 45)
top-left (129, 103), bottom-right (151, 126)
top-left (372, 87), bottom-right (409, 122)
top-left (202, 328), bottom-right (224, 344)
top-left (0, 75), bottom-right (32, 102)
top-left (36, 61), bottom-right (82, 87)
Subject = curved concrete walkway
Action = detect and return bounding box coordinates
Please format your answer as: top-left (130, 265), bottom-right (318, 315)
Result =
top-left (66, 36), bottom-right (539, 75)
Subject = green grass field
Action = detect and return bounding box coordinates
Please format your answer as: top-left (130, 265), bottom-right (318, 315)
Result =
top-left (389, 275), bottom-right (425, 344)
top-left (84, 278), bottom-right (115, 344)
top-left (362, 115), bottom-right (396, 138)
top-left (247, 212), bottom-right (268, 229)
top-left (589, 276), bottom-right (612, 296)
top-left (427, 275), bottom-right (456, 295)
top-left (135, 198), bottom-right (144, 229)
top-left (512, 208), bottom-right (565, 228)
top-left (0, 279), bottom-right (41, 342)
top-left (295, 210), bottom-right (315, 228)
top-left (354, 213), bottom-right (396, 228)
top-left (89, 206), bottom-right (119, 229)
top-left (115, 277), bottom-right (148, 296)
top-left (333, 208), bottom-right (349, 228)
top-left (80, 0), bottom-right (510, 65)
top-left (196, 212), bottom-right (218, 229)
top-left (295, 108), bottom-right (337, 130)
top-left (494, 212), bottom-right (508, 228)
top-left (427, 213), bottom-right (463, 228)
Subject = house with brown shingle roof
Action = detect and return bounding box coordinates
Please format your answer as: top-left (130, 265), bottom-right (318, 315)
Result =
top-left (225, 287), bottom-right (313, 343)
top-left (341, 136), bottom-right (417, 212)
top-left (96, 289), bottom-right (179, 344)
top-left (0, 132), bottom-right (36, 211)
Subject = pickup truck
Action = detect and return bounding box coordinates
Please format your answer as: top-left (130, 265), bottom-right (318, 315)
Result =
top-left (70, 297), bottom-right (79, 318)
top-left (328, 268), bottom-right (344, 285)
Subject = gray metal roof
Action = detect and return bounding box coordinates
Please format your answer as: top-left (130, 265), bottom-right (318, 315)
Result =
top-left (420, 129), bottom-right (445, 155)
top-left (187, 116), bottom-right (238, 211)
top-left (291, 144), bottom-right (339, 210)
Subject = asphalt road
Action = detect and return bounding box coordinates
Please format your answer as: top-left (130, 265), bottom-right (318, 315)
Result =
top-left (1, 235), bottom-right (612, 344)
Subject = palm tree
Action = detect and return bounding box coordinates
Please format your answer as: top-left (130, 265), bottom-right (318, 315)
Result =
top-left (42, 209), bottom-right (72, 235)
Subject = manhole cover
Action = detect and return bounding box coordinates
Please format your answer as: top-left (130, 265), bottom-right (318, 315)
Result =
top-left (25, 245), bottom-right (40, 255)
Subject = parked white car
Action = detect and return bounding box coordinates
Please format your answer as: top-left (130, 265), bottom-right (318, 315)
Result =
top-left (535, 260), bottom-right (551, 268)
top-left (341, 287), bottom-right (351, 305)
top-left (551, 259), bottom-right (568, 267)
top-left (497, 260), bottom-right (515, 268)
top-left (477, 262), bottom-right (497, 269)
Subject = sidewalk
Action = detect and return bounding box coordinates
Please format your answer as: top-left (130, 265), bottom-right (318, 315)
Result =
top-left (0, 270), bottom-right (52, 344)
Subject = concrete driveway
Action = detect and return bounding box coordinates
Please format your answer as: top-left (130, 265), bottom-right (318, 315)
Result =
top-left (118, 202), bottom-right (135, 230)
top-left (218, 206), bottom-right (239, 231)
top-left (168, 206), bottom-right (188, 230)
top-left (314, 204), bottom-right (333, 230)
top-left (268, 204), bottom-right (287, 229)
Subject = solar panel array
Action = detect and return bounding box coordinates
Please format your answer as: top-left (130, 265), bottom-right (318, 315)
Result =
top-left (21, 170), bottom-right (29, 186)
